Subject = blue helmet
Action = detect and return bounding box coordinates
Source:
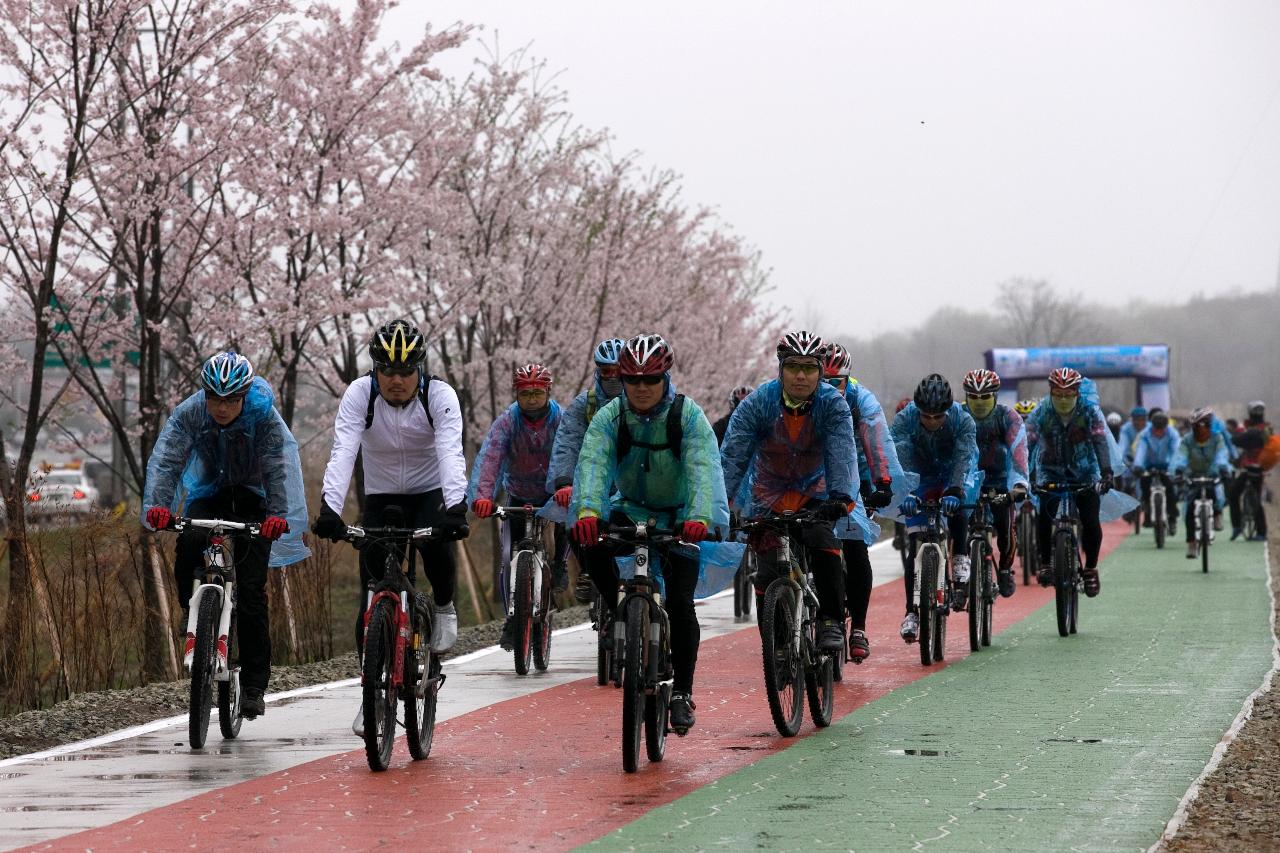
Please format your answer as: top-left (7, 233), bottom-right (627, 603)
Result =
top-left (593, 337), bottom-right (625, 366)
top-left (201, 352), bottom-right (254, 397)
top-left (1130, 406), bottom-right (1147, 418)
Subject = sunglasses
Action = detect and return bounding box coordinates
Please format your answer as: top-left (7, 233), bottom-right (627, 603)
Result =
top-left (204, 390), bottom-right (247, 403)
top-left (782, 362), bottom-right (820, 376)
top-left (597, 366), bottom-right (621, 379)
top-left (378, 366), bottom-right (418, 378)
top-left (967, 393), bottom-right (995, 401)
top-left (621, 375), bottom-right (664, 386)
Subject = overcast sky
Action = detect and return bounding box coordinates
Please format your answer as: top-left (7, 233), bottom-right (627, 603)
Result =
top-left (352, 1), bottom-right (1280, 336)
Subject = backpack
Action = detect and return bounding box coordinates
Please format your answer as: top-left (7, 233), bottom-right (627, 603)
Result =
top-left (615, 395), bottom-right (685, 464)
top-left (364, 371), bottom-right (441, 430)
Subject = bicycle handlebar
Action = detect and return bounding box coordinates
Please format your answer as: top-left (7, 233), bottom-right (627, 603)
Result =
top-left (167, 517), bottom-right (261, 535)
top-left (1033, 482), bottom-right (1099, 496)
top-left (342, 524), bottom-right (442, 543)
top-left (493, 505), bottom-right (545, 520)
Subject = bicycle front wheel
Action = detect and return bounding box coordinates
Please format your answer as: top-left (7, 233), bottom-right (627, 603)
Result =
top-left (362, 598), bottom-right (398, 771)
top-left (622, 596), bottom-right (647, 772)
top-left (1154, 492), bottom-right (1166, 549)
top-left (761, 580), bottom-right (803, 736)
top-left (645, 680), bottom-right (669, 763)
top-left (1053, 531), bottom-right (1075, 638)
top-left (804, 617), bottom-right (835, 729)
top-left (513, 553), bottom-right (534, 675)
top-left (405, 647), bottom-right (438, 761)
top-left (1200, 503), bottom-right (1212, 574)
top-left (188, 589), bottom-right (219, 749)
top-left (217, 610), bottom-right (242, 740)
top-left (918, 547), bottom-right (936, 667)
top-left (968, 540), bottom-right (983, 652)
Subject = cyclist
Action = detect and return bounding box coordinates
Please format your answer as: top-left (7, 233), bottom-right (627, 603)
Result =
top-left (1228, 400), bottom-right (1271, 541)
top-left (1131, 410), bottom-right (1181, 534)
top-left (1106, 411), bottom-right (1123, 440)
top-left (547, 337), bottom-right (626, 601)
top-left (1173, 407), bottom-right (1233, 558)
top-left (1119, 406), bottom-right (1148, 470)
top-left (823, 343), bottom-right (898, 662)
top-left (311, 320), bottom-right (470, 734)
top-left (891, 397), bottom-right (914, 553)
top-left (1023, 368), bottom-right (1113, 596)
top-left (570, 334), bottom-right (725, 734)
top-left (892, 374), bottom-right (978, 640)
top-left (713, 385), bottom-right (754, 445)
top-left (721, 331), bottom-right (857, 655)
top-left (142, 352), bottom-right (309, 720)
top-left (468, 363), bottom-right (567, 650)
top-left (960, 369), bottom-right (1029, 598)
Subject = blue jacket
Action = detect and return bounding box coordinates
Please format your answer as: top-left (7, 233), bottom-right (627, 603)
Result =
top-left (964, 402), bottom-right (1030, 491)
top-left (891, 402), bottom-right (978, 493)
top-left (1174, 430), bottom-right (1231, 476)
top-left (1132, 425), bottom-right (1182, 472)
top-left (1119, 421), bottom-right (1143, 467)
top-left (1025, 399), bottom-right (1112, 483)
top-left (546, 380), bottom-right (619, 493)
top-left (142, 377), bottom-right (309, 567)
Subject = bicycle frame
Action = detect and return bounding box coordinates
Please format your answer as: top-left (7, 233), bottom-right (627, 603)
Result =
top-left (909, 503), bottom-right (952, 610)
top-left (740, 513), bottom-right (825, 663)
top-left (174, 518), bottom-right (256, 683)
top-left (604, 521), bottom-right (680, 690)
top-left (496, 506), bottom-right (550, 620)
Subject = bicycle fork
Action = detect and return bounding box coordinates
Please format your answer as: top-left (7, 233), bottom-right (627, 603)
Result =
top-left (505, 549), bottom-right (546, 618)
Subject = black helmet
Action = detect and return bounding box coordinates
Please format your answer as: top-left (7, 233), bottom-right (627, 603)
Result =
top-left (369, 320), bottom-right (426, 369)
top-left (913, 373), bottom-right (953, 414)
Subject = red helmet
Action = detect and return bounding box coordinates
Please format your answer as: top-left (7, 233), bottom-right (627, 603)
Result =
top-left (823, 343), bottom-right (851, 378)
top-left (513, 363), bottom-right (553, 391)
top-left (962, 369), bottom-right (1001, 395)
top-left (619, 334), bottom-right (674, 376)
top-left (1048, 367), bottom-right (1083, 391)
top-left (776, 330), bottom-right (827, 363)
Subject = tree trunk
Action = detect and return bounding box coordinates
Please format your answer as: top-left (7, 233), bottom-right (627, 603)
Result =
top-left (143, 535), bottom-right (179, 682)
top-left (0, 502), bottom-right (35, 709)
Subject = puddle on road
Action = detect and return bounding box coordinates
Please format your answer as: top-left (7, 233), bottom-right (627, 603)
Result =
top-left (0, 804), bottom-right (108, 812)
top-left (1044, 737), bottom-right (1104, 744)
top-left (887, 749), bottom-right (951, 757)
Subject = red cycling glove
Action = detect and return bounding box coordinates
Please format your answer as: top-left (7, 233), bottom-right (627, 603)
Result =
top-left (572, 516), bottom-right (599, 545)
top-left (554, 486), bottom-right (573, 508)
top-left (145, 507), bottom-right (171, 531)
top-left (680, 521), bottom-right (708, 543)
top-left (260, 516), bottom-right (289, 541)
top-left (472, 498), bottom-right (495, 519)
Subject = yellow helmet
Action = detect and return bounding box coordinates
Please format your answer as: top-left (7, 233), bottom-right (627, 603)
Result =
top-left (369, 319), bottom-right (425, 369)
top-left (1014, 398), bottom-right (1039, 416)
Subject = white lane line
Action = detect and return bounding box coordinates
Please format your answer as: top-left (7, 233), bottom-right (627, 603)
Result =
top-left (1, 535), bottom-right (904, 768)
top-left (1148, 543), bottom-right (1279, 851)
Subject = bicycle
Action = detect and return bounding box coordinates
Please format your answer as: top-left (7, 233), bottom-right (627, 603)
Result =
top-left (963, 490), bottom-right (1011, 652)
top-left (1184, 476), bottom-right (1218, 573)
top-left (1017, 499), bottom-right (1038, 586)
top-left (494, 506), bottom-right (555, 675)
top-left (1240, 466), bottom-right (1263, 541)
top-left (167, 517), bottom-right (261, 749)
top-left (737, 511), bottom-right (838, 736)
top-left (1034, 482), bottom-right (1096, 638)
top-left (341, 516), bottom-right (449, 772)
top-left (901, 501), bottom-right (955, 667)
top-left (1140, 471), bottom-right (1171, 549)
top-left (596, 520), bottom-right (684, 773)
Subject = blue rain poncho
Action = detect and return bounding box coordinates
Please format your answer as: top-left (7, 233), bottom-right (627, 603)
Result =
top-left (1024, 391), bottom-right (1137, 521)
top-left (964, 402), bottom-right (1030, 492)
top-left (891, 402), bottom-right (979, 496)
top-left (142, 377), bottom-right (310, 567)
top-left (467, 401), bottom-right (563, 504)
top-left (1173, 429), bottom-right (1232, 476)
top-left (1132, 425), bottom-right (1182, 471)
top-left (546, 380), bottom-right (619, 494)
top-left (840, 382), bottom-right (915, 544)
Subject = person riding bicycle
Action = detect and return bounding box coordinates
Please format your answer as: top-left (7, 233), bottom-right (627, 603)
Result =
top-left (960, 369), bottom-right (1029, 598)
top-left (892, 373), bottom-right (978, 641)
top-left (823, 343), bottom-right (899, 662)
top-left (1228, 400), bottom-right (1271, 541)
top-left (713, 385), bottom-right (754, 445)
top-left (468, 363), bottom-right (568, 650)
top-left (1106, 411), bottom-right (1123, 440)
top-left (569, 334), bottom-right (725, 734)
top-left (1119, 406), bottom-right (1148, 470)
top-left (142, 352), bottom-right (309, 720)
top-left (312, 320), bottom-right (470, 734)
top-left (547, 337), bottom-right (626, 602)
top-left (1023, 367), bottom-right (1113, 597)
top-left (1131, 410), bottom-right (1181, 534)
top-left (721, 330), bottom-right (857, 656)
top-left (1173, 407), bottom-right (1233, 558)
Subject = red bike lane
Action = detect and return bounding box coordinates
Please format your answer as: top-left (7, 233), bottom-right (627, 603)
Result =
top-left (31, 525), bottom-right (1128, 852)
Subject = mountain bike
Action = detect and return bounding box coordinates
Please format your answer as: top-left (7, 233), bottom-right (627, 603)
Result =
top-left (494, 506), bottom-right (555, 674)
top-left (964, 490), bottom-right (1010, 652)
top-left (597, 520), bottom-right (683, 773)
top-left (1034, 482), bottom-right (1095, 638)
top-left (1018, 500), bottom-right (1038, 586)
top-left (737, 511), bottom-right (838, 736)
top-left (1141, 471), bottom-right (1171, 549)
top-left (1185, 476), bottom-right (1218, 573)
top-left (902, 501), bottom-right (954, 666)
top-left (167, 517), bottom-right (261, 749)
top-left (342, 516), bottom-right (450, 771)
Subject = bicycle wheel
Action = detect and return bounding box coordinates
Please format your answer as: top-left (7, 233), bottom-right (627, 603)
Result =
top-left (760, 580), bottom-right (804, 737)
top-left (1018, 512), bottom-right (1031, 586)
top-left (217, 610), bottom-right (242, 740)
top-left (968, 540), bottom-right (983, 652)
top-left (533, 610), bottom-right (554, 672)
top-left (1053, 531), bottom-right (1075, 638)
top-left (188, 588), bottom-right (219, 749)
top-left (513, 553), bottom-right (534, 675)
top-left (918, 546), bottom-right (936, 667)
top-left (742, 551), bottom-right (756, 619)
top-left (804, 615), bottom-right (835, 728)
top-left (1243, 485), bottom-right (1259, 539)
top-left (1200, 502), bottom-right (1212, 574)
top-left (1154, 491), bottom-right (1166, 549)
top-left (981, 552), bottom-right (994, 647)
top-left (362, 598), bottom-right (398, 771)
top-left (832, 615), bottom-right (848, 683)
top-left (645, 676), bottom-right (669, 763)
top-left (932, 575), bottom-right (947, 664)
top-left (593, 596), bottom-right (611, 686)
top-left (622, 596), bottom-right (647, 773)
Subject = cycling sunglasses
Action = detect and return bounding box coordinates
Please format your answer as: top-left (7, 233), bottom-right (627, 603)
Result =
top-left (967, 393), bottom-right (995, 401)
top-left (596, 365), bottom-right (621, 379)
top-left (621, 375), bottom-right (664, 386)
top-left (377, 366), bottom-right (418, 378)
top-left (204, 390), bottom-right (248, 402)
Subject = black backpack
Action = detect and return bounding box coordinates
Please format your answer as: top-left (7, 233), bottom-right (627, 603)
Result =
top-left (364, 371), bottom-right (441, 430)
top-left (615, 394), bottom-right (685, 465)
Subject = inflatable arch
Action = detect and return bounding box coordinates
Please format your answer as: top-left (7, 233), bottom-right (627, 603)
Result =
top-left (984, 345), bottom-right (1170, 411)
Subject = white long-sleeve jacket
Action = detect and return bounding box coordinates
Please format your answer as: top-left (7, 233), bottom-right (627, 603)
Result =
top-left (321, 375), bottom-right (468, 514)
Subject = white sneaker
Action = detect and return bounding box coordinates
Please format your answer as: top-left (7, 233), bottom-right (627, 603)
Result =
top-left (352, 704), bottom-right (364, 738)
top-left (431, 602), bottom-right (458, 652)
top-left (900, 612), bottom-right (919, 643)
top-left (953, 555), bottom-right (971, 585)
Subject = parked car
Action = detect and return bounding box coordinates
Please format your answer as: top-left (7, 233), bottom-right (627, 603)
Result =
top-left (28, 464), bottom-right (100, 523)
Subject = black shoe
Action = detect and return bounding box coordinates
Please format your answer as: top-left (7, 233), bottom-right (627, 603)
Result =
top-left (499, 617), bottom-right (516, 651)
top-left (1081, 567), bottom-right (1100, 598)
top-left (242, 688), bottom-right (265, 719)
top-left (669, 692), bottom-right (696, 735)
top-left (997, 568), bottom-right (1015, 598)
top-left (818, 619), bottom-right (844, 652)
top-left (848, 629), bottom-right (870, 663)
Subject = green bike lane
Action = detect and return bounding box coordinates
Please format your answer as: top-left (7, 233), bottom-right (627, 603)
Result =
top-left (591, 535), bottom-right (1275, 852)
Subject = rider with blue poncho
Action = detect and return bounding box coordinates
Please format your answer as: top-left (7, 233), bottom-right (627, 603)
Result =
top-left (569, 334), bottom-right (724, 736)
top-left (892, 374), bottom-right (979, 643)
top-left (468, 363), bottom-right (567, 650)
top-left (720, 331), bottom-right (857, 657)
top-left (1131, 409), bottom-right (1181, 534)
top-left (1173, 406), bottom-right (1233, 559)
top-left (143, 352), bottom-right (309, 720)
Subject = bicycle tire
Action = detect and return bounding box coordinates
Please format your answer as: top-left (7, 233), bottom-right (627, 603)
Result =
top-left (513, 554), bottom-right (534, 675)
top-left (594, 596), bottom-right (610, 686)
top-left (1200, 502), bottom-right (1212, 574)
top-left (918, 546), bottom-right (936, 667)
top-left (742, 551), bottom-right (756, 618)
top-left (968, 539), bottom-right (983, 652)
top-left (1154, 491), bottom-right (1166, 549)
top-left (804, 622), bottom-right (835, 729)
top-left (645, 678), bottom-right (669, 763)
top-left (1243, 484), bottom-right (1259, 539)
top-left (1054, 531), bottom-right (1075, 638)
top-left (533, 610), bottom-right (553, 672)
top-left (733, 560), bottom-right (748, 621)
top-left (405, 602), bottom-right (436, 761)
top-left (217, 610), bottom-right (242, 740)
top-left (761, 580), bottom-right (804, 737)
top-left (981, 551), bottom-right (994, 647)
top-left (362, 598), bottom-right (398, 771)
top-left (1019, 512), bottom-right (1031, 586)
top-left (932, 568), bottom-right (947, 664)
top-left (832, 615), bottom-right (848, 683)
top-left (188, 589), bottom-right (219, 749)
top-left (622, 596), bottom-right (646, 772)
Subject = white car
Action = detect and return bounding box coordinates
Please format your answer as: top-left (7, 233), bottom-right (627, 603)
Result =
top-left (28, 467), bottom-right (100, 521)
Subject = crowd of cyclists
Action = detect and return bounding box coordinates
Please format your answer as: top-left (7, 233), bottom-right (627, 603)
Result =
top-left (138, 320), bottom-right (1273, 739)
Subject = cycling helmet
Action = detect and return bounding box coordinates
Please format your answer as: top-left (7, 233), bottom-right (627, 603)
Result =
top-left (822, 343), bottom-right (851, 378)
top-left (369, 319), bottom-right (426, 369)
top-left (1190, 406), bottom-right (1214, 426)
top-left (1106, 411), bottom-right (1123, 428)
top-left (201, 352), bottom-right (254, 397)
top-left (776, 330), bottom-right (827, 363)
top-left (962, 368), bottom-right (1001, 395)
top-left (1151, 411), bottom-right (1170, 428)
top-left (513, 363), bottom-right (553, 391)
top-left (729, 384), bottom-right (754, 406)
top-left (619, 334), bottom-right (674, 376)
top-left (1247, 400), bottom-right (1265, 418)
top-left (1014, 398), bottom-right (1039, 416)
top-left (1130, 406), bottom-right (1147, 418)
top-left (594, 337), bottom-right (625, 366)
top-left (1048, 367), bottom-right (1083, 391)
top-left (913, 373), bottom-right (953, 414)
